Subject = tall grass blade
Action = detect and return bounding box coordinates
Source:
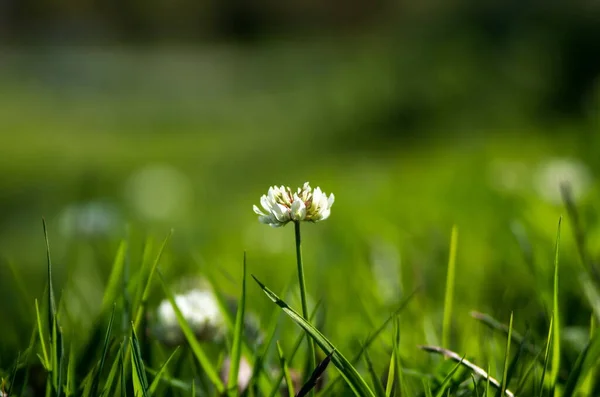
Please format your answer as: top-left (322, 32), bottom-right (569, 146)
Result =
top-left (252, 275), bottom-right (376, 397)
top-left (101, 241), bottom-right (127, 314)
top-left (384, 350), bottom-right (395, 397)
top-left (157, 271), bottom-right (225, 393)
top-left (100, 341), bottom-right (124, 396)
top-left (35, 298), bottom-right (51, 370)
top-left (227, 252), bottom-right (247, 396)
top-left (442, 226), bottom-right (458, 349)
top-left (550, 217), bottom-right (562, 390)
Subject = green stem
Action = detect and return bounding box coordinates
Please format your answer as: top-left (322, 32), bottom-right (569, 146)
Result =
top-left (294, 221), bottom-right (317, 389)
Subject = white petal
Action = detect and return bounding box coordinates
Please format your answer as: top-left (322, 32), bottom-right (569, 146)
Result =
top-left (253, 205), bottom-right (266, 216)
top-left (291, 197), bottom-right (307, 221)
top-left (272, 203), bottom-right (290, 222)
top-left (319, 209), bottom-right (331, 220)
top-left (258, 215), bottom-right (274, 224)
top-left (327, 193), bottom-right (335, 207)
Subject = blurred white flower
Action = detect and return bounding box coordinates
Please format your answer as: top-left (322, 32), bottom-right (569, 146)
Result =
top-left (152, 288), bottom-right (225, 345)
top-left (58, 200), bottom-right (120, 238)
top-left (253, 182), bottom-right (334, 227)
top-left (533, 157), bottom-right (592, 205)
top-left (125, 164), bottom-right (193, 222)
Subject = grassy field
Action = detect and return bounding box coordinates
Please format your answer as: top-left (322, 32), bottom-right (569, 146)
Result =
top-left (0, 41), bottom-right (599, 396)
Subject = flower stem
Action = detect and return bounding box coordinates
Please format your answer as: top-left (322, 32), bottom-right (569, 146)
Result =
top-left (294, 221), bottom-right (317, 387)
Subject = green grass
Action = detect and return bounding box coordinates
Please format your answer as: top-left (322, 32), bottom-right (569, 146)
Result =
top-left (1, 41), bottom-right (600, 396)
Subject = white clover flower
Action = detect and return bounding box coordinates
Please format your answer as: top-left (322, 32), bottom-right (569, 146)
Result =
top-left (253, 182), bottom-right (335, 227)
top-left (152, 289), bottom-right (225, 345)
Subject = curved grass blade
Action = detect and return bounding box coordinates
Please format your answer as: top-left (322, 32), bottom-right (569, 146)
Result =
top-left (35, 299), bottom-right (51, 370)
top-left (252, 275), bottom-right (375, 397)
top-left (419, 345), bottom-right (514, 397)
top-left (384, 350), bottom-right (395, 397)
top-left (157, 271), bottom-right (225, 393)
top-left (101, 241), bottom-right (127, 315)
top-left (100, 341), bottom-right (124, 397)
top-left (442, 226), bottom-right (458, 349)
top-left (227, 253), bottom-right (247, 396)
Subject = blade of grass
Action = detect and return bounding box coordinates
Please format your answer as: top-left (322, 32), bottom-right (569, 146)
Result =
top-left (100, 341), bottom-right (124, 397)
top-left (7, 352), bottom-right (20, 397)
top-left (442, 226), bottom-right (458, 349)
top-left (252, 275), bottom-right (376, 397)
top-left (227, 253), bottom-right (247, 396)
top-left (471, 311), bottom-right (539, 357)
top-left (277, 342), bottom-right (295, 397)
top-left (157, 270), bottom-right (225, 393)
top-left (65, 343), bottom-right (75, 397)
top-left (538, 316), bottom-right (553, 396)
top-left (35, 299), bottom-right (51, 370)
top-left (130, 325), bottom-right (149, 397)
top-left (90, 303), bottom-right (117, 396)
top-left (101, 241), bottom-right (127, 315)
top-left (384, 350), bottom-right (395, 397)
top-left (549, 217), bottom-right (561, 390)
top-left (496, 312), bottom-right (513, 397)
top-left (419, 345), bottom-right (514, 397)
top-left (148, 347), bottom-right (181, 394)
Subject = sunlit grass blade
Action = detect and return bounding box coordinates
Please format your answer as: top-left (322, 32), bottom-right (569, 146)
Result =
top-left (363, 345), bottom-right (386, 397)
top-left (276, 341), bottom-right (295, 397)
top-left (550, 217), bottom-right (561, 390)
top-left (42, 218), bottom-right (57, 337)
top-left (35, 299), bottom-right (51, 371)
top-left (148, 347), bottom-right (181, 394)
top-left (252, 274), bottom-right (376, 397)
top-left (101, 241), bottom-right (127, 315)
top-left (157, 270), bottom-right (225, 393)
top-left (433, 355), bottom-right (465, 397)
top-left (442, 225), bottom-right (458, 349)
top-left (419, 345), bottom-right (514, 397)
top-left (561, 329), bottom-right (600, 397)
top-left (384, 350), bottom-right (395, 397)
top-left (130, 324), bottom-right (149, 397)
top-left (65, 343), bottom-right (75, 396)
top-left (296, 349), bottom-right (333, 397)
top-left (496, 312), bottom-right (513, 397)
top-left (90, 303), bottom-right (116, 396)
top-left (227, 253), bottom-right (247, 396)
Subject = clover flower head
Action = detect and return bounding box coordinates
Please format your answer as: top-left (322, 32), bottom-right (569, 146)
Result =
top-left (253, 182), bottom-right (335, 227)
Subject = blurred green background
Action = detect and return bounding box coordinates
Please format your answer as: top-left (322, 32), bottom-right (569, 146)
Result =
top-left (1, 0), bottom-right (600, 378)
